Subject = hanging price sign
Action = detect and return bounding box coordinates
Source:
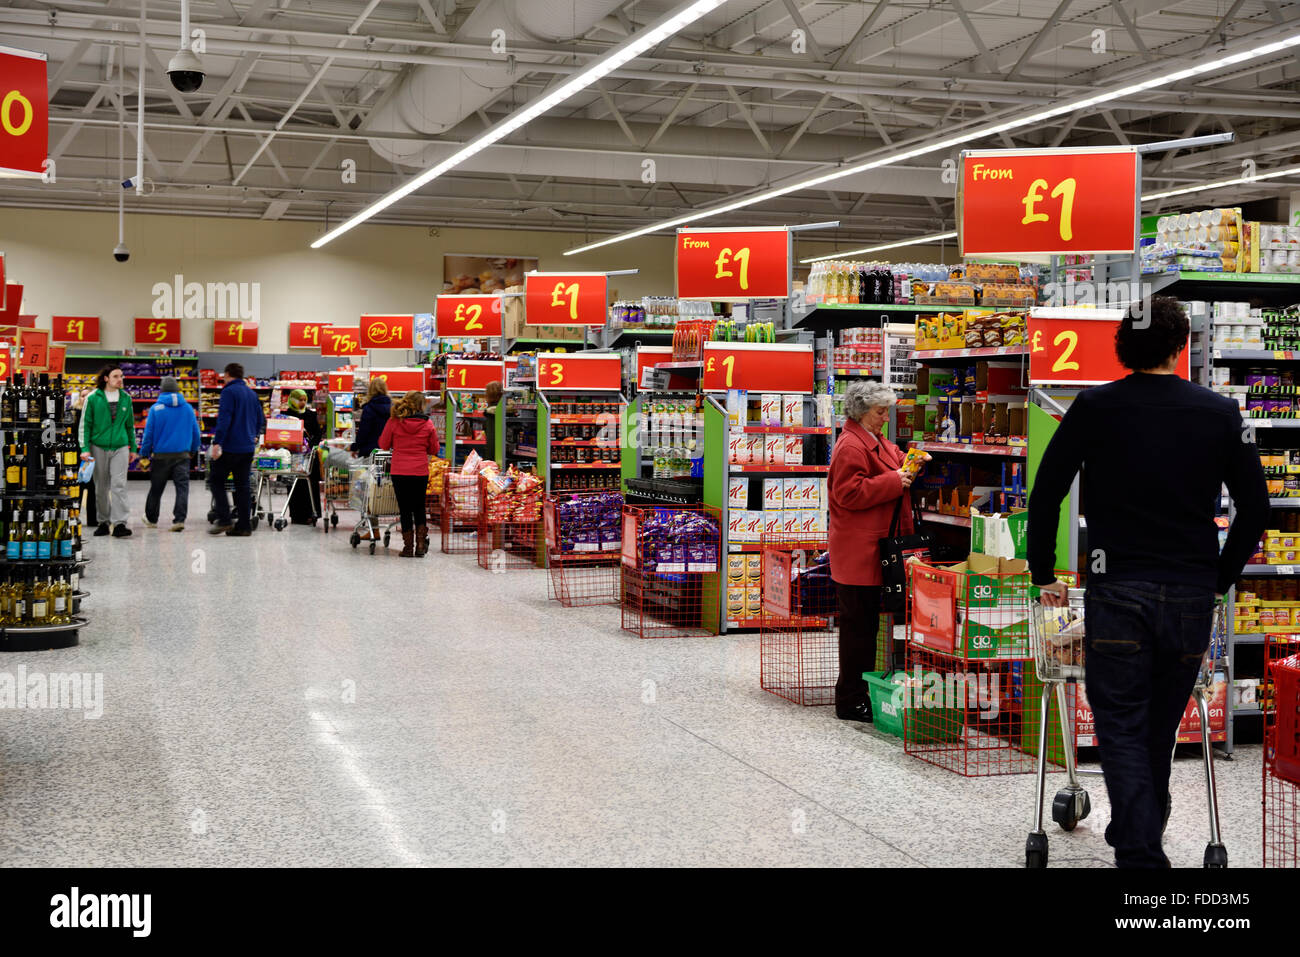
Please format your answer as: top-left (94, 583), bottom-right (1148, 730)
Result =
top-left (327, 371), bottom-right (354, 393)
top-left (524, 272), bottom-right (607, 326)
top-left (360, 314), bottom-right (415, 350)
top-left (676, 226), bottom-right (790, 299)
top-left (700, 342), bottom-right (814, 394)
top-left (1027, 309), bottom-right (1189, 385)
top-left (369, 368), bottom-right (426, 393)
top-left (959, 147), bottom-right (1138, 256)
top-left (52, 315), bottom-right (100, 343)
top-left (47, 344), bottom-right (65, 375)
top-left (288, 321), bottom-right (328, 349)
top-left (535, 353), bottom-right (622, 391)
top-left (435, 294), bottom-right (504, 338)
top-left (18, 327), bottom-right (49, 371)
top-left (0, 283), bottom-right (23, 322)
top-left (0, 344), bottom-right (9, 380)
top-left (0, 46), bottom-right (48, 177)
top-left (320, 326), bottom-right (363, 357)
top-left (135, 317), bottom-right (181, 346)
top-left (444, 359), bottom-right (504, 392)
top-left (635, 345), bottom-right (696, 391)
top-left (213, 321), bottom-right (259, 348)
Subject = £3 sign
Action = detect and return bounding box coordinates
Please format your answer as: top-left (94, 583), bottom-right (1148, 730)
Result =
top-left (676, 227), bottom-right (789, 299)
top-left (535, 353), bottom-right (622, 392)
top-left (525, 272), bottom-right (607, 326)
top-left (0, 46), bottom-right (47, 177)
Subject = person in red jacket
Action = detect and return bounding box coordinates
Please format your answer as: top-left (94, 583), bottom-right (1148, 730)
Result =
top-left (377, 390), bottom-right (439, 557)
top-left (828, 381), bottom-right (919, 723)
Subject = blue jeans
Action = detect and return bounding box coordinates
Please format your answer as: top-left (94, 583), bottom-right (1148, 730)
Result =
top-left (1084, 580), bottom-right (1215, 868)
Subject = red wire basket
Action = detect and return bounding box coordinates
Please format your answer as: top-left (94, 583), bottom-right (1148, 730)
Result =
top-left (1265, 634), bottom-right (1300, 867)
top-left (620, 504), bottom-right (722, 639)
top-left (440, 472), bottom-right (479, 555)
top-left (758, 534), bottom-right (837, 706)
top-left (476, 473), bottom-right (543, 571)
top-left (545, 490), bottom-right (624, 607)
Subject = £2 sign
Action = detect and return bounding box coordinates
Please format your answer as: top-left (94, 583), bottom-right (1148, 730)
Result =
top-left (0, 47), bottom-right (47, 177)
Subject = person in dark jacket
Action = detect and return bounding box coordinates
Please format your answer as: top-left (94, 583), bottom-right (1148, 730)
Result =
top-left (1029, 296), bottom-right (1269, 868)
top-left (483, 380), bottom-right (503, 465)
top-left (72, 389), bottom-right (97, 528)
top-left (377, 390), bottom-right (438, 557)
top-left (208, 363), bottom-right (266, 537)
top-left (139, 376), bottom-right (201, 531)
top-left (282, 388), bottom-right (323, 525)
top-left (351, 378), bottom-right (390, 458)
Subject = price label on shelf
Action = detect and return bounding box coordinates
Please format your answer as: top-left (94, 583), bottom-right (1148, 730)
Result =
top-left (1027, 313), bottom-right (1189, 385)
top-left (134, 317), bottom-right (181, 346)
top-left (959, 147), bottom-right (1138, 256)
top-left (700, 342), bottom-right (814, 394)
top-left (320, 326), bottom-right (363, 357)
top-left (51, 315), bottom-right (100, 344)
top-left (360, 314), bottom-right (415, 350)
top-left (1277, 565), bottom-right (1294, 576)
top-left (535, 352), bottom-right (622, 391)
top-left (212, 321), bottom-right (259, 348)
top-left (435, 294), bottom-right (504, 338)
top-left (445, 359), bottom-right (504, 392)
top-left (675, 226), bottom-right (790, 299)
top-left (524, 272), bottom-right (607, 326)
top-left (288, 321), bottom-right (328, 350)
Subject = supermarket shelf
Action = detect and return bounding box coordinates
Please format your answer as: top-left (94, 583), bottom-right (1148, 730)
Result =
top-left (551, 463), bottom-right (621, 469)
top-left (806, 302), bottom-right (953, 312)
top-left (912, 346), bottom-right (1029, 361)
top-left (550, 415), bottom-right (617, 424)
top-left (121, 375), bottom-right (198, 380)
top-left (1216, 350), bottom-right (1300, 361)
top-left (552, 441), bottom-right (619, 447)
top-left (1270, 498), bottom-right (1300, 507)
top-left (1242, 564), bottom-right (1300, 575)
top-left (455, 439), bottom-right (485, 446)
top-left (741, 426), bottom-right (833, 435)
top-left (919, 510), bottom-right (972, 528)
top-left (729, 464), bottom-right (829, 473)
top-left (727, 616), bottom-right (830, 629)
top-left (652, 360), bottom-right (703, 374)
top-left (1231, 634), bottom-right (1266, 644)
top-left (1149, 271), bottom-right (1300, 306)
top-left (1246, 419), bottom-right (1300, 428)
top-left (509, 449), bottom-right (537, 458)
top-left (727, 541), bottom-right (825, 553)
top-left (911, 441), bottom-right (1027, 458)
top-left (1232, 706), bottom-right (1264, 715)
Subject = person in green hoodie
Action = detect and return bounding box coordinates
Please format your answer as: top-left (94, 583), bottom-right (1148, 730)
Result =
top-left (78, 363), bottom-right (138, 538)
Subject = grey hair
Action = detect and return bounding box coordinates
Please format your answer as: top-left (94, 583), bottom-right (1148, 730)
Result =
top-left (844, 380), bottom-right (898, 422)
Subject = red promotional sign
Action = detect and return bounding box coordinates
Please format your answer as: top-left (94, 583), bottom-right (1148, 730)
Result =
top-left (135, 317), bottom-right (181, 346)
top-left (0, 344), bottom-right (9, 381)
top-left (13, 314), bottom-right (36, 329)
top-left (52, 315), bottom-right (100, 344)
top-left (212, 320), bottom-right (259, 349)
top-left (320, 326), bottom-right (363, 357)
top-left (435, 294), bottom-right (504, 338)
top-left (445, 359), bottom-right (504, 392)
top-left (620, 512), bottom-right (638, 568)
top-left (700, 342), bottom-right (815, 394)
top-left (288, 321), bottom-right (328, 350)
top-left (1027, 310), bottom-right (1189, 385)
top-left (18, 327), bottom-right (48, 371)
top-left (47, 344), bottom-right (65, 375)
top-left (369, 369), bottom-right (425, 393)
top-left (360, 314), bottom-right (415, 350)
top-left (0, 46), bottom-right (48, 177)
top-left (0, 284), bottom-right (23, 322)
top-left (536, 352), bottom-right (622, 392)
top-left (959, 147), bottom-right (1138, 256)
top-left (525, 272), bottom-right (607, 326)
top-left (676, 226), bottom-right (790, 299)
top-left (762, 549), bottom-right (792, 617)
top-left (635, 345), bottom-right (695, 391)
top-left (327, 372), bottom-right (354, 393)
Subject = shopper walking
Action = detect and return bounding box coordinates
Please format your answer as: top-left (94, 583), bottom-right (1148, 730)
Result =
top-left (377, 390), bottom-right (438, 557)
top-left (78, 364), bottom-right (137, 538)
top-left (483, 380), bottom-right (503, 464)
top-left (827, 381), bottom-right (917, 723)
top-left (72, 389), bottom-right (97, 528)
top-left (1028, 296), bottom-right (1269, 868)
top-left (208, 363), bottom-right (266, 537)
top-left (139, 377), bottom-right (201, 531)
top-left (351, 377), bottom-right (391, 458)
top-left (281, 388), bottom-right (323, 525)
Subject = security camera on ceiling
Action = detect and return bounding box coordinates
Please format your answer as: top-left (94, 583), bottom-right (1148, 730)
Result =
top-left (166, 49), bottom-right (204, 93)
top-left (113, 242), bottom-right (130, 263)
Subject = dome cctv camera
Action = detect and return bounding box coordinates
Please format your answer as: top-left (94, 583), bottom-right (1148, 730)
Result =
top-left (113, 242), bottom-right (130, 263)
top-left (166, 49), bottom-right (204, 93)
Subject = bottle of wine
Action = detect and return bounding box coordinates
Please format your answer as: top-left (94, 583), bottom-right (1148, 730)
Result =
top-left (62, 435), bottom-right (79, 493)
top-left (14, 373), bottom-right (28, 424)
top-left (42, 446), bottom-right (56, 490)
top-left (38, 509), bottom-right (53, 560)
top-left (40, 373), bottom-right (55, 422)
top-left (49, 568), bottom-right (70, 625)
top-left (4, 442), bottom-right (19, 491)
top-left (30, 568), bottom-right (48, 624)
top-left (13, 570), bottom-right (28, 623)
top-left (21, 509), bottom-right (38, 561)
top-left (0, 376), bottom-right (13, 427)
top-left (25, 372), bottom-right (41, 424)
top-left (6, 507), bottom-right (20, 560)
top-left (56, 508), bottom-right (72, 560)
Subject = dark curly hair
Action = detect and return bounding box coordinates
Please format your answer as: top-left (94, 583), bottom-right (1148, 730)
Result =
top-left (1115, 295), bottom-right (1188, 372)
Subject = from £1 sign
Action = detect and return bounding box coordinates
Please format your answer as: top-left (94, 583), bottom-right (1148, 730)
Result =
top-left (435, 294), bottom-right (503, 338)
top-left (676, 227), bottom-right (790, 299)
top-left (134, 317), bottom-right (181, 346)
top-left (700, 342), bottom-right (815, 394)
top-left (51, 315), bottom-right (100, 344)
top-left (445, 359), bottom-right (504, 393)
top-left (0, 46), bottom-right (47, 177)
top-left (320, 326), bottom-right (363, 357)
top-left (360, 314), bottom-right (415, 350)
top-left (524, 272), bottom-right (607, 326)
top-left (213, 321), bottom-right (259, 349)
top-left (288, 321), bottom-right (328, 350)
top-left (1027, 310), bottom-right (1190, 385)
top-left (959, 147), bottom-right (1138, 257)
top-left (535, 353), bottom-right (622, 392)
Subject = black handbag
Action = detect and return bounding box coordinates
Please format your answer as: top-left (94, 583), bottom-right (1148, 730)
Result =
top-left (879, 497), bottom-right (933, 615)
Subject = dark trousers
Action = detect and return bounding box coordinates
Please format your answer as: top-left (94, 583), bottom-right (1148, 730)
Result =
top-left (835, 582), bottom-right (882, 713)
top-left (145, 453), bottom-right (191, 524)
top-left (1084, 579), bottom-right (1215, 868)
top-left (390, 474), bottom-right (427, 533)
top-left (81, 478), bottom-right (97, 526)
top-left (209, 451), bottom-right (254, 531)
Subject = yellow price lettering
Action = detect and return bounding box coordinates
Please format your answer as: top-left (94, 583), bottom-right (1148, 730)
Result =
top-left (304, 325), bottom-right (319, 345)
top-left (149, 321), bottom-right (169, 343)
top-left (1031, 330), bottom-right (1044, 353)
top-left (68, 319), bottom-right (84, 341)
top-left (1, 90), bottom-right (33, 137)
top-left (713, 246), bottom-right (751, 290)
top-left (455, 303), bottom-right (484, 331)
top-left (1021, 177), bottom-right (1078, 242)
top-left (550, 282), bottom-right (580, 321)
top-left (1051, 330), bottom-right (1080, 373)
top-left (228, 322), bottom-right (243, 344)
top-left (456, 368), bottom-right (467, 387)
top-left (547, 361), bottom-right (565, 387)
top-left (330, 333), bottom-right (347, 352)
top-left (722, 354), bottom-right (735, 388)
top-left (705, 357), bottom-right (715, 373)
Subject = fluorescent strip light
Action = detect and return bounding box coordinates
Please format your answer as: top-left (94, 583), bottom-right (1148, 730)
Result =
top-left (800, 231), bottom-right (958, 264)
top-left (565, 26), bottom-right (1300, 257)
top-left (311, 0), bottom-right (728, 249)
top-left (1142, 163), bottom-right (1300, 201)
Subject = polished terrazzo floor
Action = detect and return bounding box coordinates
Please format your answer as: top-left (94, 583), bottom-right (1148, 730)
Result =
top-left (0, 488), bottom-right (1267, 867)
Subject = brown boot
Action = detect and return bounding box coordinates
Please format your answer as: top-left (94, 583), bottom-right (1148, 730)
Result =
top-left (415, 525), bottom-right (429, 557)
top-left (399, 529), bottom-right (415, 557)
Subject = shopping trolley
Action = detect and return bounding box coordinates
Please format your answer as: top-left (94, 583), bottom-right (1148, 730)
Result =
top-left (317, 443), bottom-right (351, 532)
top-left (204, 447), bottom-right (260, 531)
top-left (1025, 589), bottom-right (1228, 868)
top-left (253, 451), bottom-right (318, 531)
top-left (348, 451), bottom-right (399, 554)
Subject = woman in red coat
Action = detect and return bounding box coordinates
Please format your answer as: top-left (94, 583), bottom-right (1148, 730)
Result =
top-left (378, 390), bottom-right (440, 558)
top-left (828, 381), bottom-right (921, 723)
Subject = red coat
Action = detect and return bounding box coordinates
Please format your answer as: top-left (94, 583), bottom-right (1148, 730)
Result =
top-left (827, 418), bottom-right (913, 586)
top-left (377, 414), bottom-right (439, 476)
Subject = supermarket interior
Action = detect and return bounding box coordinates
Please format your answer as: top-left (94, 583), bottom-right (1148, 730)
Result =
top-left (1, 0), bottom-right (1300, 897)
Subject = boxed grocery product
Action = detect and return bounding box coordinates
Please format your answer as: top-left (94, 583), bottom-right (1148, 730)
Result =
top-left (729, 476), bottom-right (749, 508)
top-left (726, 390), bottom-right (749, 427)
top-left (783, 394), bottom-right (802, 427)
top-left (746, 434), bottom-right (763, 464)
top-left (727, 511), bottom-right (746, 542)
top-left (765, 434), bottom-right (783, 463)
top-left (686, 542), bottom-right (718, 573)
top-left (746, 586), bottom-right (763, 619)
top-left (783, 480), bottom-right (799, 509)
top-left (785, 435), bottom-right (803, 465)
top-left (813, 510), bottom-right (827, 536)
top-left (763, 512), bottom-right (782, 539)
top-left (745, 553), bottom-right (762, 584)
top-left (726, 586), bottom-right (746, 619)
top-left (761, 394), bottom-right (781, 426)
top-left (727, 552), bottom-right (746, 584)
top-left (799, 476), bottom-right (819, 508)
top-left (818, 477), bottom-right (828, 508)
top-left (800, 510), bottom-right (817, 538)
top-left (783, 511), bottom-right (800, 538)
top-left (728, 430), bottom-right (747, 464)
top-left (744, 511), bottom-right (764, 542)
top-left (764, 478), bottom-right (784, 509)
top-left (970, 509), bottom-right (1028, 560)
top-left (815, 395), bottom-right (834, 427)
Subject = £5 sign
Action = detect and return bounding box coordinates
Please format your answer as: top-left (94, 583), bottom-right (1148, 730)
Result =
top-left (0, 47), bottom-right (47, 177)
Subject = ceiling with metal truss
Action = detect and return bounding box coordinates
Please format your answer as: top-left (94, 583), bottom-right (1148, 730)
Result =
top-left (3, 0), bottom-right (1299, 247)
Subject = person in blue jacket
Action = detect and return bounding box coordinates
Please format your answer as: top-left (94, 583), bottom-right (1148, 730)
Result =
top-left (208, 363), bottom-right (267, 537)
top-left (351, 377), bottom-right (391, 457)
top-left (139, 377), bottom-right (201, 531)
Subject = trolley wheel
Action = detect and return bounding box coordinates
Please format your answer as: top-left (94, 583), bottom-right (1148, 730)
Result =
top-left (1203, 843), bottom-right (1228, 869)
top-left (1051, 790), bottom-right (1083, 832)
top-left (331, 513), bottom-right (339, 527)
top-left (369, 542), bottom-right (376, 555)
top-left (274, 519), bottom-right (287, 531)
top-left (1025, 832), bottom-right (1048, 869)
top-left (1078, 790), bottom-right (1092, 821)
top-left (251, 516), bottom-right (260, 531)
top-left (350, 532), bottom-right (360, 549)
top-left (383, 531), bottom-right (391, 548)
